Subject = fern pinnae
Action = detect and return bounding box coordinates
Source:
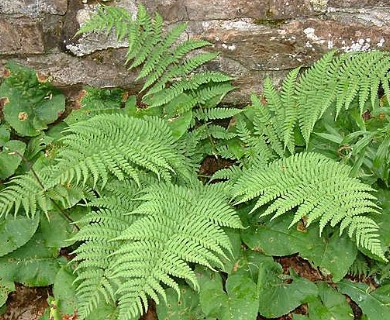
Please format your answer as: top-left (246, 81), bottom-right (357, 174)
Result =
top-left (129, 13), bottom-right (163, 70)
top-left (137, 23), bottom-right (187, 80)
top-left (90, 183), bottom-right (242, 319)
top-left (297, 50), bottom-right (337, 143)
top-left (144, 51), bottom-right (220, 100)
top-left (280, 67), bottom-right (300, 152)
top-left (77, 6), bottom-right (132, 39)
top-left (232, 152), bottom-right (386, 260)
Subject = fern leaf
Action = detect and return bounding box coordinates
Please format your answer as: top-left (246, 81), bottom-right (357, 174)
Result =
top-left (195, 107), bottom-right (242, 121)
top-left (47, 114), bottom-right (193, 188)
top-left (280, 67), bottom-right (300, 152)
top-left (72, 180), bottom-right (142, 319)
top-left (232, 152), bottom-right (386, 260)
top-left (77, 6), bottom-right (132, 40)
top-left (73, 183), bottom-right (242, 320)
top-left (0, 174), bottom-right (50, 218)
top-left (251, 94), bottom-right (285, 158)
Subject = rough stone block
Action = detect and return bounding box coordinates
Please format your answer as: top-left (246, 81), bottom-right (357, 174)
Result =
top-left (142, 0), bottom-right (269, 21)
top-left (269, 0), bottom-right (320, 19)
top-left (328, 0), bottom-right (390, 8)
top-left (0, 18), bottom-right (44, 55)
top-left (0, 0), bottom-right (67, 16)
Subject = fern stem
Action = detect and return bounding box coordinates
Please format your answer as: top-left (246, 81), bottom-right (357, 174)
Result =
top-left (7, 149), bottom-right (79, 229)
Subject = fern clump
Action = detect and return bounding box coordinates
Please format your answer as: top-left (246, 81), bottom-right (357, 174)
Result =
top-left (232, 152), bottom-right (385, 260)
top-left (0, 2), bottom-right (389, 320)
top-left (79, 5), bottom-right (234, 112)
top-left (73, 182), bottom-right (242, 319)
top-left (260, 50), bottom-right (390, 146)
top-left (0, 114), bottom-right (193, 218)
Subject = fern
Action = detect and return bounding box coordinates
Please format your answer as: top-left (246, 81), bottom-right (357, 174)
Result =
top-left (50, 114), bottom-right (192, 186)
top-left (0, 114), bottom-right (193, 217)
top-left (73, 182), bottom-right (242, 319)
top-left (79, 5), bottom-right (234, 113)
top-left (77, 6), bottom-right (132, 41)
top-left (72, 179), bottom-right (143, 318)
top-left (261, 51), bottom-right (390, 146)
top-left (232, 152), bottom-right (386, 260)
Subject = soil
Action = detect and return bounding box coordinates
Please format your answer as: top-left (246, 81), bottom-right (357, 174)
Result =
top-left (0, 285), bottom-right (50, 320)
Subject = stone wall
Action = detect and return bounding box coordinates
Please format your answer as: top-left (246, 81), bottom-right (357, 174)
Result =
top-left (1, 0), bottom-right (389, 104)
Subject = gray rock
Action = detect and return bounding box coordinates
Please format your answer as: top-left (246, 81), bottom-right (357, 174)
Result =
top-left (0, 18), bottom-right (44, 54)
top-left (0, 0), bottom-right (67, 16)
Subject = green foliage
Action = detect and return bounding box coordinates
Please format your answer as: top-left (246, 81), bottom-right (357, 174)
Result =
top-left (241, 215), bottom-right (358, 282)
top-left (305, 282), bottom-right (353, 320)
top-left (0, 4), bottom-right (390, 320)
top-left (79, 5), bottom-right (234, 113)
top-left (0, 140), bottom-right (26, 179)
top-left (198, 268), bottom-right (258, 320)
top-left (156, 286), bottom-right (207, 320)
top-left (232, 152), bottom-right (385, 260)
top-left (0, 62), bottom-right (65, 137)
top-left (257, 261), bottom-right (318, 318)
top-left (65, 87), bottom-right (125, 125)
top-left (260, 50), bottom-right (390, 147)
top-left (0, 215), bottom-right (39, 257)
top-left (338, 280), bottom-right (390, 319)
top-left (0, 230), bottom-right (64, 287)
top-left (72, 182), bottom-right (242, 319)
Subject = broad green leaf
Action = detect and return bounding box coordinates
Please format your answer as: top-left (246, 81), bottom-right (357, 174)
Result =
top-left (241, 215), bottom-right (313, 256)
top-left (36, 94), bottom-right (66, 124)
top-left (299, 230), bottom-right (357, 282)
top-left (0, 140), bottom-right (26, 179)
top-left (338, 280), bottom-right (390, 320)
top-left (242, 216), bottom-right (357, 282)
top-left (0, 215), bottom-right (39, 257)
top-left (198, 267), bottom-right (258, 320)
top-left (375, 188), bottom-right (390, 247)
top-left (0, 125), bottom-right (10, 147)
top-left (221, 228), bottom-right (242, 274)
top-left (39, 210), bottom-right (78, 248)
top-left (306, 282), bottom-right (353, 320)
top-left (156, 286), bottom-right (207, 320)
top-left (0, 231), bottom-right (63, 286)
top-left (0, 277), bottom-right (14, 308)
top-left (1, 62), bottom-right (65, 136)
top-left (53, 266), bottom-right (78, 316)
top-left (168, 111), bottom-right (193, 140)
top-left (314, 132), bottom-right (343, 144)
top-left (257, 260), bottom-right (318, 318)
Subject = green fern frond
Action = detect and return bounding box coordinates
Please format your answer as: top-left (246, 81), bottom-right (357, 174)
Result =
top-left (144, 52), bottom-right (220, 99)
top-left (280, 67), bottom-right (300, 152)
top-left (348, 254), bottom-right (369, 277)
top-left (73, 183), bottom-right (242, 320)
top-left (77, 6), bottom-right (132, 40)
top-left (234, 117), bottom-right (273, 166)
top-left (78, 4), bottom-right (234, 119)
top-left (72, 181), bottom-right (142, 318)
top-left (140, 39), bottom-right (211, 91)
top-left (195, 107), bottom-right (242, 121)
top-left (232, 152), bottom-right (386, 260)
top-left (251, 94), bottom-right (285, 158)
top-left (0, 173), bottom-right (50, 218)
top-left (295, 51), bottom-right (390, 144)
top-left (49, 114), bottom-right (192, 188)
top-left (206, 125), bottom-right (237, 140)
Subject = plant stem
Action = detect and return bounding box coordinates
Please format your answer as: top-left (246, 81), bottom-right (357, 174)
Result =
top-left (8, 149), bottom-right (79, 230)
